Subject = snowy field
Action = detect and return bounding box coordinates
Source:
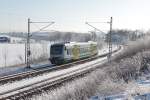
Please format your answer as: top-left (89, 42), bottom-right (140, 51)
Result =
top-left (0, 36), bottom-right (51, 67)
top-left (0, 43), bottom-right (50, 67)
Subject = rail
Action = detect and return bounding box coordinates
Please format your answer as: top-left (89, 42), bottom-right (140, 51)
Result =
top-left (0, 46), bottom-right (120, 84)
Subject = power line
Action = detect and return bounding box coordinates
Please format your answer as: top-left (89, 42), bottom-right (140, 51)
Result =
top-left (85, 22), bottom-right (106, 34)
top-left (85, 17), bottom-right (113, 63)
top-left (26, 18), bottom-right (55, 68)
top-left (39, 22), bottom-right (55, 31)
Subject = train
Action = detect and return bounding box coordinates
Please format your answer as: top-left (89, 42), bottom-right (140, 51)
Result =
top-left (49, 41), bottom-right (98, 65)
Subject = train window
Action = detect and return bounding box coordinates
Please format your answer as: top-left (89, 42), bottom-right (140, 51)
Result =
top-left (50, 45), bottom-right (63, 55)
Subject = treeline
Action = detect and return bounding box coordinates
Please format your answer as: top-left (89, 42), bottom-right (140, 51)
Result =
top-left (105, 29), bottom-right (147, 44)
top-left (3, 31), bottom-right (92, 42)
top-left (1, 29), bottom-right (150, 44)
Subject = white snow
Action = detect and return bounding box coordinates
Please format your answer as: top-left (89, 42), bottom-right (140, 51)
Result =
top-left (98, 45), bottom-right (118, 55)
top-left (0, 45), bottom-right (119, 95)
top-left (0, 43), bottom-right (50, 67)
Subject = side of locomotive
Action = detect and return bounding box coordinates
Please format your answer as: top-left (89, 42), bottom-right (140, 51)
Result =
top-left (49, 42), bottom-right (98, 65)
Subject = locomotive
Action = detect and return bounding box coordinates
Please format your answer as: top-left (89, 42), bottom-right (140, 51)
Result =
top-left (49, 41), bottom-right (98, 65)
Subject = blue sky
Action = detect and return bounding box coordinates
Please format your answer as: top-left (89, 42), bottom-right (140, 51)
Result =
top-left (0, 0), bottom-right (150, 32)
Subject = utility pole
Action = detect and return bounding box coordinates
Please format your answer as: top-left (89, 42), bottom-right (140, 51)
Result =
top-left (108, 17), bottom-right (113, 63)
top-left (85, 17), bottom-right (113, 63)
top-left (27, 18), bottom-right (31, 68)
top-left (26, 18), bottom-right (55, 68)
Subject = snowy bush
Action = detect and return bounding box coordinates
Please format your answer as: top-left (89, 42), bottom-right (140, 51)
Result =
top-left (114, 37), bottom-right (150, 61)
top-left (30, 69), bottom-right (107, 100)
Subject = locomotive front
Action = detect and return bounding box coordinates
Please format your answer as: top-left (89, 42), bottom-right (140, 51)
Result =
top-left (50, 43), bottom-right (65, 64)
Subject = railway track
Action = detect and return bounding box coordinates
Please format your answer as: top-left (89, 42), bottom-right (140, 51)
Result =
top-left (0, 47), bottom-right (120, 84)
top-left (0, 48), bottom-right (120, 100)
top-left (0, 57), bottom-right (108, 100)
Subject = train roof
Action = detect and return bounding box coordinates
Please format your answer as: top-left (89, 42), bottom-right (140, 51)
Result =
top-left (53, 41), bottom-right (96, 45)
top-left (51, 41), bottom-right (97, 47)
top-left (51, 41), bottom-right (97, 46)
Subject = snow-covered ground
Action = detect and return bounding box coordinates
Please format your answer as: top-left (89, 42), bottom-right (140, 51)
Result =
top-left (0, 43), bottom-right (50, 67)
top-left (0, 35), bottom-right (51, 67)
top-left (91, 74), bottom-right (150, 100)
top-left (127, 74), bottom-right (150, 99)
top-left (0, 45), bottom-right (119, 96)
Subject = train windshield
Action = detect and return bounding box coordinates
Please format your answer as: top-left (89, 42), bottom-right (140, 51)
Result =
top-left (50, 45), bottom-right (64, 55)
